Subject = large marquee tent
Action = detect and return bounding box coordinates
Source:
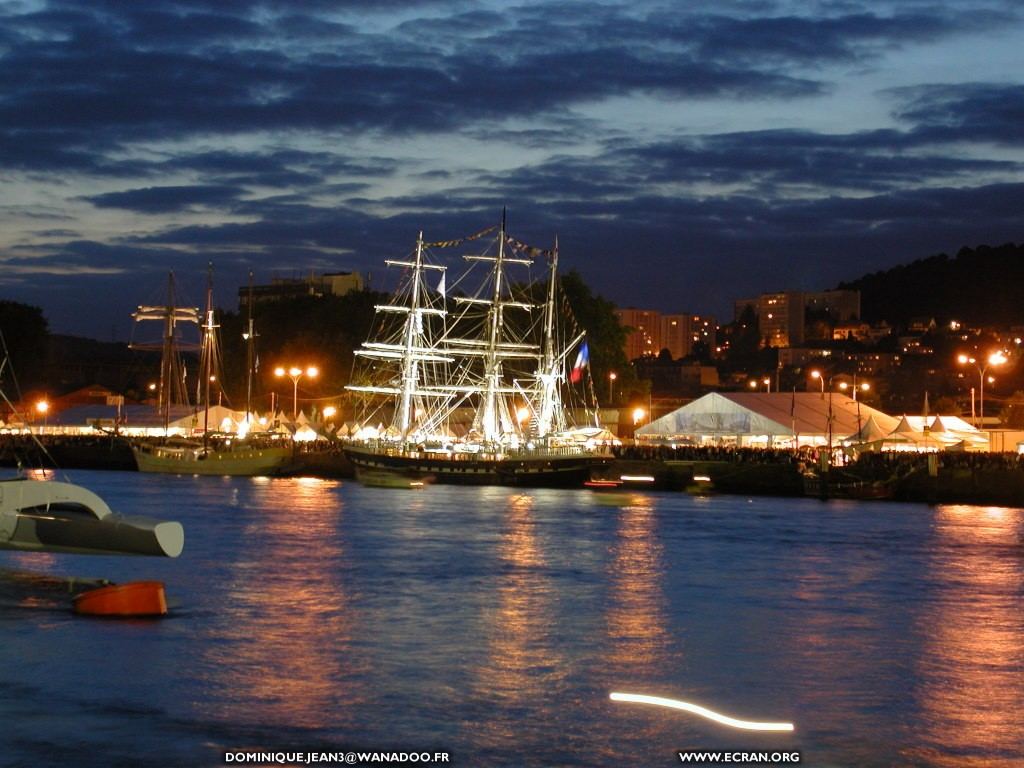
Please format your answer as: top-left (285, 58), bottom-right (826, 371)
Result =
top-left (636, 392), bottom-right (901, 448)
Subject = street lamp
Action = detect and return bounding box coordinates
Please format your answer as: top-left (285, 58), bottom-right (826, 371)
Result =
top-left (632, 407), bottom-right (647, 426)
top-left (608, 372), bottom-right (617, 403)
top-left (957, 352), bottom-right (1007, 428)
top-left (838, 377), bottom-right (870, 401)
top-left (275, 365), bottom-right (318, 419)
top-left (810, 370), bottom-right (824, 398)
top-left (36, 400), bottom-right (49, 430)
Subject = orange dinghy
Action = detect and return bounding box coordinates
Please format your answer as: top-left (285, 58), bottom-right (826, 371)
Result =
top-left (73, 581), bottom-right (168, 617)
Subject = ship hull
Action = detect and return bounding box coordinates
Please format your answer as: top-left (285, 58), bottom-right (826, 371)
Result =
top-left (343, 444), bottom-right (609, 488)
top-left (132, 444), bottom-right (292, 477)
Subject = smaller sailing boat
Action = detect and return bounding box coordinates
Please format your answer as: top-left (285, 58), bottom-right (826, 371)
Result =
top-left (131, 267), bottom-right (292, 476)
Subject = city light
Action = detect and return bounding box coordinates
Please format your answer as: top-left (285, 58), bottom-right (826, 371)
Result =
top-left (35, 400), bottom-right (49, 415)
top-left (632, 407), bottom-right (646, 425)
top-left (957, 351), bottom-right (1008, 428)
top-left (323, 406), bottom-right (337, 419)
top-left (275, 365), bottom-right (319, 418)
top-left (838, 380), bottom-right (870, 401)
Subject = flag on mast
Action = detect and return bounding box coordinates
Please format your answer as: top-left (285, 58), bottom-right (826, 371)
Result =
top-left (570, 341), bottom-right (589, 383)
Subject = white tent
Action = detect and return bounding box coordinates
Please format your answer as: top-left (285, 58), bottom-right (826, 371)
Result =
top-left (636, 392), bottom-right (900, 447)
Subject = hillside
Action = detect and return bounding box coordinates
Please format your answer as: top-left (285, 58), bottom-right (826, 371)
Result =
top-left (837, 242), bottom-right (1024, 327)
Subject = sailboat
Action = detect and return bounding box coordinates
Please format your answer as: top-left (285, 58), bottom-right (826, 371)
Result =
top-left (131, 267), bottom-right (292, 476)
top-left (343, 214), bottom-right (611, 486)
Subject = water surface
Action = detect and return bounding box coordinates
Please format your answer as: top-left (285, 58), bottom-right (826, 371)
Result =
top-left (2, 471), bottom-right (1023, 766)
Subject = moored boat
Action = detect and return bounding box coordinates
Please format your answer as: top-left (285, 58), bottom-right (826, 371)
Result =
top-left (343, 214), bottom-right (611, 486)
top-left (132, 440), bottom-right (292, 476)
top-left (0, 475), bottom-right (183, 557)
top-left (130, 267), bottom-right (293, 477)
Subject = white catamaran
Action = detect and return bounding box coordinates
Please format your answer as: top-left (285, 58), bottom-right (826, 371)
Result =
top-left (343, 215), bottom-right (611, 486)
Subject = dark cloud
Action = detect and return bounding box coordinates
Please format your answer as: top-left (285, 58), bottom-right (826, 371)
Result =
top-left (84, 185), bottom-right (245, 213)
top-left (686, 8), bottom-right (1011, 65)
top-left (0, 0), bottom-right (1021, 338)
top-left (890, 82), bottom-right (1024, 146)
top-left (0, 1), bottom-right (827, 174)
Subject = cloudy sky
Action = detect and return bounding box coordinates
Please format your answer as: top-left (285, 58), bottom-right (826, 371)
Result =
top-left (1, 0), bottom-right (1022, 339)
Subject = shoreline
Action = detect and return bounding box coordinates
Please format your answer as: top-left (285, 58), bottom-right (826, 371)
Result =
top-left (3, 435), bottom-right (1024, 507)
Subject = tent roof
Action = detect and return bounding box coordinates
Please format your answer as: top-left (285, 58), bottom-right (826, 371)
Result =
top-left (637, 392), bottom-right (900, 438)
top-left (844, 412), bottom-right (891, 443)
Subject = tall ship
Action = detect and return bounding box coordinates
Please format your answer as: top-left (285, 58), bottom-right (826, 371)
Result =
top-left (343, 214), bottom-right (611, 486)
top-left (131, 269), bottom-right (292, 476)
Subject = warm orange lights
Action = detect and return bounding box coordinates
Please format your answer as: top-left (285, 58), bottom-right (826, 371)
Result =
top-left (274, 364), bottom-right (319, 418)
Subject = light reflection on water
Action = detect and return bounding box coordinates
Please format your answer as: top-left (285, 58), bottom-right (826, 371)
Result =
top-left (605, 495), bottom-right (671, 680)
top-left (906, 505), bottom-right (1024, 768)
top-left (1, 472), bottom-right (1023, 766)
top-left (195, 477), bottom-right (366, 731)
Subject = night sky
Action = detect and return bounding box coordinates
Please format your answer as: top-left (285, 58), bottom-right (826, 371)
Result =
top-left (1, 0), bottom-right (1022, 339)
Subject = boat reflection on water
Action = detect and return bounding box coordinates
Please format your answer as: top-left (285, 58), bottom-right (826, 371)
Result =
top-left (605, 495), bottom-right (671, 679)
top-left (194, 477), bottom-right (367, 730)
top-left (905, 505), bottom-right (1024, 768)
top-left (473, 492), bottom-right (568, 756)
top-left (598, 495), bottom-right (681, 760)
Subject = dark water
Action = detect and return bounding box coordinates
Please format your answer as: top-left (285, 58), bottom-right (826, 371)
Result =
top-left (2, 471), bottom-right (1023, 767)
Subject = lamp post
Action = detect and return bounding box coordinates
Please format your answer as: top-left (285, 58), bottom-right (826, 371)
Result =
top-left (36, 400), bottom-right (49, 431)
top-left (810, 370), bottom-right (825, 399)
top-left (810, 370), bottom-right (834, 458)
top-left (608, 372), bottom-right (617, 404)
top-left (957, 352), bottom-right (1007, 429)
top-left (275, 365), bottom-right (318, 419)
top-left (838, 376), bottom-right (870, 401)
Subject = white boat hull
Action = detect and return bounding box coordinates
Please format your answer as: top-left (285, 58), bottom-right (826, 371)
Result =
top-left (0, 478), bottom-right (183, 557)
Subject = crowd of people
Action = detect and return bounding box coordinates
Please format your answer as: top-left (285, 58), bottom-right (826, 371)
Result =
top-left (613, 442), bottom-right (1024, 475)
top-left (611, 443), bottom-right (805, 465)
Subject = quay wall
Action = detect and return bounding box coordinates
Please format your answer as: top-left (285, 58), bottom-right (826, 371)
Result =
top-left (4, 435), bottom-right (1024, 506)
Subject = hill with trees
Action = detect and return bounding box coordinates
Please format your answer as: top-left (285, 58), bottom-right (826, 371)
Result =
top-left (837, 242), bottom-right (1024, 326)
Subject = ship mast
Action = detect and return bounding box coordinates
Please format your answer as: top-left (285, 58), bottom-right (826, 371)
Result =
top-left (131, 271), bottom-right (199, 434)
top-left (479, 213), bottom-right (508, 443)
top-left (348, 233), bottom-right (450, 442)
top-left (243, 271), bottom-right (257, 424)
top-left (535, 238), bottom-right (560, 440)
top-left (198, 263), bottom-right (218, 450)
top-left (396, 232), bottom-right (427, 439)
top-left (159, 272), bottom-right (176, 429)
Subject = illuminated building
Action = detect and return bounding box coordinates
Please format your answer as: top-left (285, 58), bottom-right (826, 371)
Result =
top-left (616, 309), bottom-right (717, 360)
top-left (238, 271), bottom-right (364, 309)
top-left (734, 290), bottom-right (861, 348)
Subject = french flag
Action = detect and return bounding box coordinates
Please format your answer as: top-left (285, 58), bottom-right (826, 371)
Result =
top-left (570, 341), bottom-right (589, 383)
